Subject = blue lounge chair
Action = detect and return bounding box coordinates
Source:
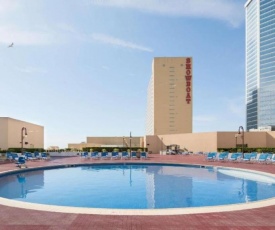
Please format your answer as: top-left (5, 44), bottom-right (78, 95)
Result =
top-left (257, 153), bottom-right (269, 163)
top-left (205, 152), bottom-right (217, 161)
top-left (268, 154), bottom-right (275, 164)
top-left (250, 152), bottom-right (258, 162)
top-left (15, 156), bottom-right (27, 168)
top-left (267, 153), bottom-right (273, 161)
top-left (140, 152), bottom-right (147, 160)
top-left (81, 152), bottom-right (89, 159)
top-left (41, 152), bottom-right (49, 160)
top-left (218, 152), bottom-right (228, 161)
top-left (228, 153), bottom-right (242, 162)
top-left (34, 152), bottom-right (41, 160)
top-left (131, 151), bottom-right (137, 159)
top-left (111, 152), bottom-right (119, 160)
top-left (121, 151), bottom-right (129, 159)
top-left (242, 152), bottom-right (257, 163)
top-left (6, 152), bottom-right (13, 161)
top-left (11, 153), bottom-right (19, 161)
top-left (101, 152), bottom-right (109, 160)
top-left (91, 151), bottom-right (100, 159)
top-left (242, 153), bottom-right (251, 162)
top-left (25, 152), bottom-right (35, 161)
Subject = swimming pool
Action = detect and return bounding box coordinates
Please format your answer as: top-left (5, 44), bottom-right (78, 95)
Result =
top-left (1, 163), bottom-right (275, 214)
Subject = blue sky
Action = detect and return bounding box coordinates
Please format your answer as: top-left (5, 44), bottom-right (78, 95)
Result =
top-left (0, 0), bottom-right (247, 148)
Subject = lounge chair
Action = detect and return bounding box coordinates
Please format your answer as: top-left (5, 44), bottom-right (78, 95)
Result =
top-left (241, 153), bottom-right (251, 163)
top-left (250, 152), bottom-right (258, 162)
top-left (121, 151), bottom-right (129, 159)
top-left (257, 153), bottom-right (269, 163)
top-left (81, 152), bottom-right (90, 159)
top-left (6, 152), bottom-right (13, 161)
top-left (11, 153), bottom-right (19, 161)
top-left (228, 153), bottom-right (242, 162)
top-left (34, 152), bottom-right (41, 160)
top-left (25, 152), bottom-right (35, 161)
top-left (267, 153), bottom-right (273, 161)
top-left (91, 151), bottom-right (100, 159)
top-left (131, 151), bottom-right (137, 159)
top-left (101, 152), bottom-right (110, 160)
top-left (140, 152), bottom-right (147, 160)
top-left (15, 156), bottom-right (27, 168)
top-left (205, 152), bottom-right (217, 161)
top-left (111, 152), bottom-right (119, 160)
top-left (242, 152), bottom-right (257, 163)
top-left (41, 152), bottom-right (49, 160)
top-left (218, 152), bottom-right (228, 161)
top-left (268, 154), bottom-right (275, 164)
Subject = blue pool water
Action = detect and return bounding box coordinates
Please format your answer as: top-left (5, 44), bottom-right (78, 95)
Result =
top-left (1, 164), bottom-right (275, 209)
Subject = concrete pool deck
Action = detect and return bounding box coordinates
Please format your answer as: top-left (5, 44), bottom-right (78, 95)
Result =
top-left (1, 154), bottom-right (275, 229)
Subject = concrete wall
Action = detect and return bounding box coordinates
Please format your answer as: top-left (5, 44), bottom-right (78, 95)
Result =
top-left (266, 132), bottom-right (275, 147)
top-left (217, 132), bottom-right (237, 148)
top-left (160, 132), bottom-right (217, 153)
top-left (0, 117), bottom-right (44, 150)
top-left (0, 118), bottom-right (8, 150)
top-left (146, 131), bottom-right (275, 154)
top-left (69, 136), bottom-right (144, 150)
top-left (145, 135), bottom-right (162, 154)
top-left (146, 133), bottom-right (217, 154)
top-left (87, 136), bottom-right (143, 148)
top-left (217, 131), bottom-right (275, 149)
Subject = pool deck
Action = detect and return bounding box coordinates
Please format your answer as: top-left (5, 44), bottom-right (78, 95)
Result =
top-left (1, 154), bottom-right (275, 230)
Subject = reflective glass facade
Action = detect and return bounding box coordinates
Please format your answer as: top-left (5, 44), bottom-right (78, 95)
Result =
top-left (246, 0), bottom-right (275, 130)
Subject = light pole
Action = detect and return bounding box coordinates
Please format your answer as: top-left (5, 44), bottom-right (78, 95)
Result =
top-left (21, 127), bottom-right (28, 154)
top-left (122, 136), bottom-right (125, 148)
top-left (129, 132), bottom-right (132, 157)
top-left (238, 126), bottom-right (244, 158)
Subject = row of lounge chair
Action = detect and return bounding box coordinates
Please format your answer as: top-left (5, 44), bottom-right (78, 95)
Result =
top-left (80, 151), bottom-right (148, 160)
top-left (205, 152), bottom-right (275, 163)
top-left (5, 152), bottom-right (49, 168)
top-left (6, 152), bottom-right (49, 161)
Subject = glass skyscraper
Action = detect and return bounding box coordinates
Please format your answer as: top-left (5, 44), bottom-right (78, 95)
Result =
top-left (245, 0), bottom-right (275, 130)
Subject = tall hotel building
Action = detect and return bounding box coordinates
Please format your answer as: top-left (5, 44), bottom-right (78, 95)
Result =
top-left (245, 0), bottom-right (275, 130)
top-left (146, 57), bottom-right (193, 135)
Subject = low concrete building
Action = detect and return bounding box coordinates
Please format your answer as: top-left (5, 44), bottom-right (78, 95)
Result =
top-left (146, 131), bottom-right (275, 154)
top-left (0, 117), bottom-right (44, 150)
top-left (68, 136), bottom-right (144, 150)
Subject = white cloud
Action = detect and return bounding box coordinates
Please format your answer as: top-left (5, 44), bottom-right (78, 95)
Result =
top-left (90, 33), bottom-right (153, 52)
top-left (0, 26), bottom-right (55, 45)
top-left (16, 66), bottom-right (47, 74)
top-left (56, 23), bottom-right (79, 34)
top-left (88, 0), bottom-right (244, 27)
top-left (0, 22), bottom-right (153, 51)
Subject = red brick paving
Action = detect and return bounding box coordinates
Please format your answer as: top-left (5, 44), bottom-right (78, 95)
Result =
top-left (1, 154), bottom-right (275, 230)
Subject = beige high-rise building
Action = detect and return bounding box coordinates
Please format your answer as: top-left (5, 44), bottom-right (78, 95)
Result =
top-left (146, 57), bottom-right (193, 135)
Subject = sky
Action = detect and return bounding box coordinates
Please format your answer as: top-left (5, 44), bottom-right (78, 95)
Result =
top-left (0, 0), bottom-right (247, 148)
